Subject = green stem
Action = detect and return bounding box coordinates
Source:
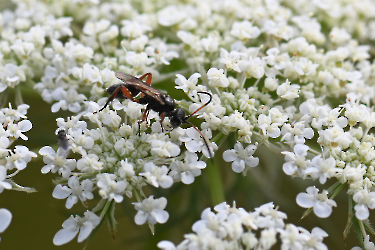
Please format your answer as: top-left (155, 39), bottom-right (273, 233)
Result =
top-left (206, 158), bottom-right (225, 205)
top-left (328, 181), bottom-right (345, 199)
top-left (359, 220), bottom-right (366, 237)
top-left (99, 199), bottom-right (113, 219)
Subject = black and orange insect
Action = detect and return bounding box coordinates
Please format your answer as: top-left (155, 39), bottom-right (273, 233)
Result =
top-left (97, 72), bottom-right (213, 159)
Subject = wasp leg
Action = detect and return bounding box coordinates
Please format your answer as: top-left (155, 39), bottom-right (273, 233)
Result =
top-left (138, 72), bottom-right (153, 99)
top-left (159, 112), bottom-right (167, 132)
top-left (138, 108), bottom-right (150, 136)
top-left (138, 72), bottom-right (153, 86)
top-left (97, 85), bottom-right (136, 113)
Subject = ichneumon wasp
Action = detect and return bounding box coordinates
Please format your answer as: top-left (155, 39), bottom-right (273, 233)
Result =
top-left (97, 72), bottom-right (213, 159)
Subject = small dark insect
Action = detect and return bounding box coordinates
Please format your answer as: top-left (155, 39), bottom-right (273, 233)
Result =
top-left (98, 72), bottom-right (213, 159)
top-left (57, 129), bottom-right (69, 150)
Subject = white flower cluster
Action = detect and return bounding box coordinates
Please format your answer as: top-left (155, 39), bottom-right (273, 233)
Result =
top-left (40, 108), bottom-right (210, 244)
top-left (3, 0), bottom-right (375, 248)
top-left (279, 94), bottom-right (375, 222)
top-left (158, 202), bottom-right (328, 250)
top-left (0, 103), bottom-right (36, 241)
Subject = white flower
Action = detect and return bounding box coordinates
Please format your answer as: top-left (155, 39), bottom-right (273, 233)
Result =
top-left (207, 68), bottom-right (229, 88)
top-left (45, 16), bottom-right (73, 39)
top-left (97, 173), bottom-right (127, 203)
top-left (180, 127), bottom-right (214, 157)
top-left (56, 117), bottom-right (87, 132)
top-left (125, 51), bottom-right (154, 72)
top-left (259, 228), bottom-right (277, 249)
top-left (158, 6), bottom-right (186, 27)
top-left (122, 101), bottom-right (143, 122)
top-left (223, 142), bottom-right (259, 174)
top-left (281, 144), bottom-right (311, 178)
top-left (175, 73), bottom-right (201, 93)
top-left (254, 202), bottom-right (287, 229)
top-left (157, 241), bottom-right (177, 250)
top-left (264, 77), bottom-right (279, 91)
top-left (201, 34), bottom-right (219, 53)
top-left (353, 188), bottom-right (375, 220)
top-left (0, 166), bottom-right (12, 193)
top-left (298, 227), bottom-right (328, 250)
top-left (177, 30), bottom-right (201, 49)
top-left (230, 20), bottom-right (261, 40)
top-left (296, 186), bottom-right (337, 218)
top-left (69, 129), bottom-right (95, 151)
top-left (53, 211), bottom-right (100, 245)
top-left (83, 19), bottom-right (110, 36)
top-left (24, 26), bottom-right (46, 47)
top-left (120, 20), bottom-right (151, 39)
top-left (258, 114), bottom-right (281, 138)
top-left (39, 146), bottom-right (77, 178)
top-left (279, 224), bottom-right (307, 250)
top-left (51, 88), bottom-right (86, 113)
top-left (169, 152), bottom-right (206, 184)
top-left (134, 196), bottom-right (169, 225)
top-left (5, 145), bottom-right (37, 171)
top-left (304, 156), bottom-right (341, 184)
top-left (0, 136), bottom-right (10, 158)
top-left (5, 120), bottom-right (32, 140)
top-left (351, 235), bottom-right (375, 250)
top-left (117, 159), bottom-right (135, 180)
top-left (52, 176), bottom-right (94, 209)
top-left (83, 63), bottom-right (102, 83)
top-left (0, 208), bottom-right (12, 239)
top-left (10, 39), bottom-right (35, 58)
top-left (281, 121), bottom-right (314, 145)
top-left (130, 35), bottom-right (149, 52)
top-left (339, 165), bottom-right (367, 184)
top-left (192, 207), bottom-right (227, 237)
top-left (329, 27), bottom-right (351, 45)
top-left (318, 125), bottom-right (353, 151)
top-left (114, 138), bottom-right (136, 157)
top-left (139, 162), bottom-right (173, 188)
top-left (264, 48), bottom-right (290, 70)
top-left (277, 79), bottom-right (300, 100)
top-left (145, 39), bottom-right (179, 65)
top-left (294, 57), bottom-right (319, 76)
top-left (263, 20), bottom-right (294, 41)
top-left (238, 56), bottom-right (265, 79)
top-left (283, 37), bottom-right (316, 57)
top-left (316, 107), bottom-right (348, 129)
top-left (150, 139), bottom-right (180, 158)
top-left (219, 48), bottom-right (241, 72)
top-left (0, 103), bottom-right (29, 124)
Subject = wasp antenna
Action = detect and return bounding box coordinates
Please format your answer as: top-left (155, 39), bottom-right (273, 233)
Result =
top-left (95, 101), bottom-right (110, 113)
top-left (185, 121), bottom-right (213, 161)
top-left (185, 92), bottom-right (212, 119)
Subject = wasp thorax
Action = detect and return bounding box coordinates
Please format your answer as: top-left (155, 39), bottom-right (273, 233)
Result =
top-left (163, 95), bottom-right (175, 108)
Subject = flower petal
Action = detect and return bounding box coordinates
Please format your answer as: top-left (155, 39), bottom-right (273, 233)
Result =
top-left (0, 209), bottom-right (12, 233)
top-left (53, 228), bottom-right (79, 246)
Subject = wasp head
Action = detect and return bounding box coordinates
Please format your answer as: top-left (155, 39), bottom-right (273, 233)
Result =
top-left (169, 108), bottom-right (186, 128)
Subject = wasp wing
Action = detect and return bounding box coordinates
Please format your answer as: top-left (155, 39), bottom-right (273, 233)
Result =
top-left (115, 72), bottom-right (165, 105)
